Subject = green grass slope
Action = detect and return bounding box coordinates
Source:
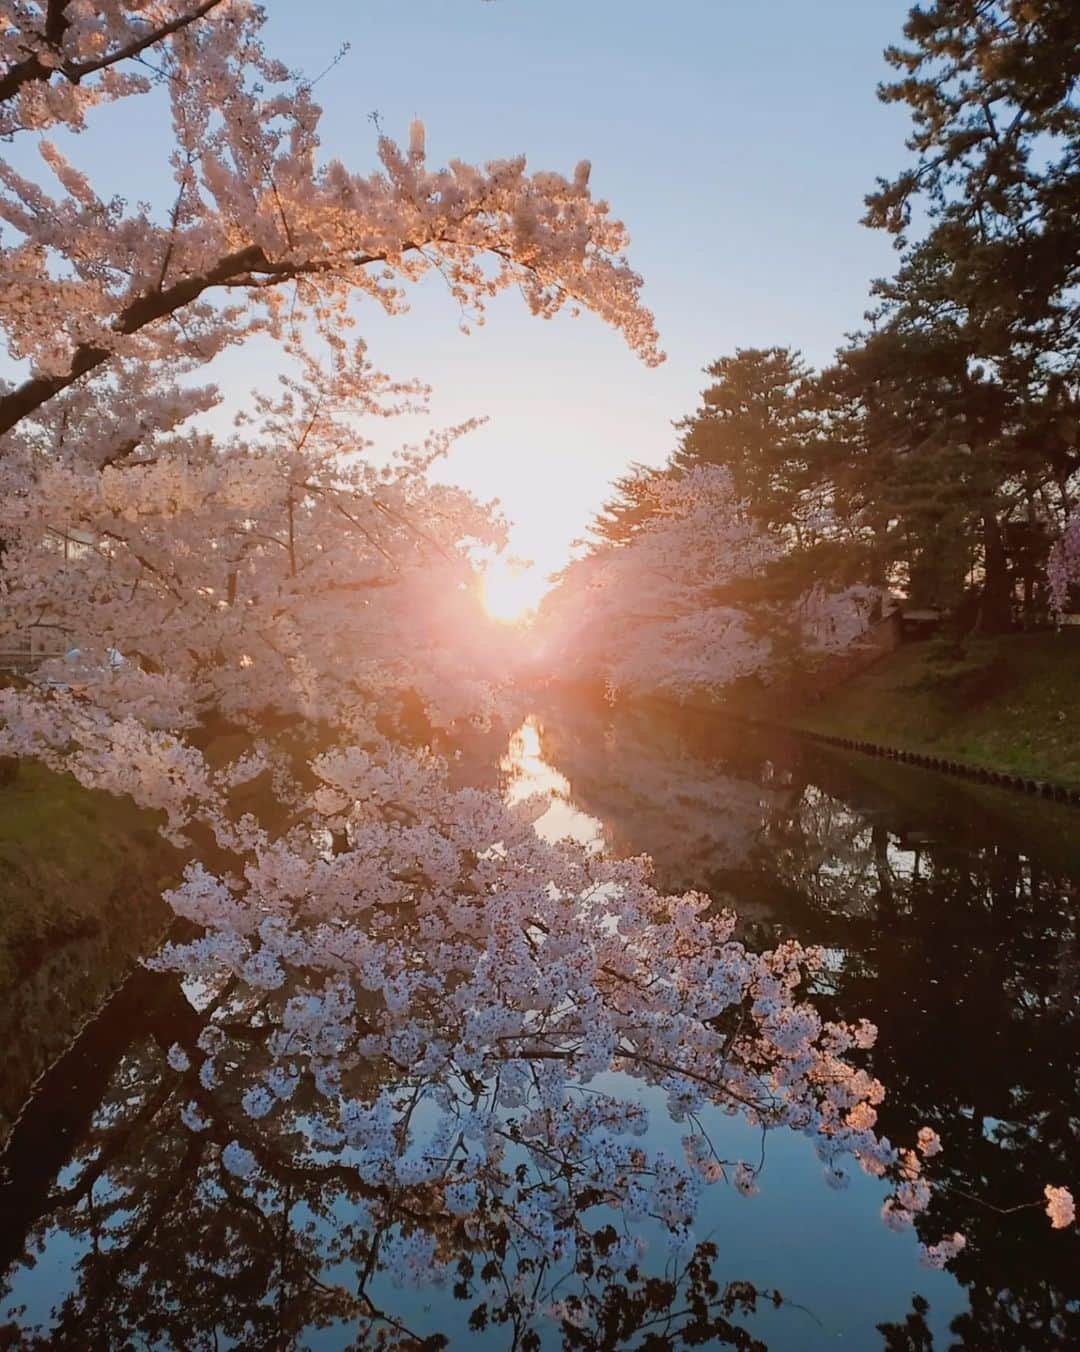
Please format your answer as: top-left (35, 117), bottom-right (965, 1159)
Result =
top-left (0, 762), bottom-right (176, 983)
top-left (0, 762), bottom-right (180, 1139)
top-left (790, 632), bottom-right (1080, 789)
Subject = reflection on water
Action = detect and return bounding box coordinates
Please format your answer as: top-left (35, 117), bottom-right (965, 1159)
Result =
top-left (509, 693), bottom-right (1080, 1349)
top-left (2, 691), bottom-right (1078, 1348)
top-left (501, 718), bottom-right (602, 848)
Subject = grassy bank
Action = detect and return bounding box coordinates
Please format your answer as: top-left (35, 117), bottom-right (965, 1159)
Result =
top-left (781, 632), bottom-right (1080, 790)
top-left (0, 761), bottom-right (177, 984)
top-left (1, 762), bottom-right (180, 1138)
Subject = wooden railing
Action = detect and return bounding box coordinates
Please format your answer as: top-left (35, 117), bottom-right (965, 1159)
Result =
top-left (0, 635), bottom-right (67, 675)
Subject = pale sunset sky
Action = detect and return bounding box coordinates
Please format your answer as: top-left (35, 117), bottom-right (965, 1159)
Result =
top-left (25, 1), bottom-right (918, 605)
top-left (262, 0), bottom-right (913, 598)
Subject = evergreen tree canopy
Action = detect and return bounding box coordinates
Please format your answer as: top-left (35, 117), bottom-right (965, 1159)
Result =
top-left (673, 347), bottom-right (822, 543)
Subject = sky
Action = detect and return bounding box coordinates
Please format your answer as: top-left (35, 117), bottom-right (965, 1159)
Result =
top-left (253, 0), bottom-right (915, 602)
top-left (22, 0), bottom-right (919, 611)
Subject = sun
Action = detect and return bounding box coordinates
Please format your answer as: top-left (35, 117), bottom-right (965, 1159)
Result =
top-left (481, 557), bottom-right (547, 624)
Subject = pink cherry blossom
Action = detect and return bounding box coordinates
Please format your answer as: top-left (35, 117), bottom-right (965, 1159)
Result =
top-left (1045, 1184), bottom-right (1076, 1230)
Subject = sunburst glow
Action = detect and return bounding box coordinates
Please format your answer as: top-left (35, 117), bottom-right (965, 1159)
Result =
top-left (481, 557), bottom-right (547, 624)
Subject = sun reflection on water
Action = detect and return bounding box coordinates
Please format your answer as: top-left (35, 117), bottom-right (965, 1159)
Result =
top-left (500, 717), bottom-right (604, 848)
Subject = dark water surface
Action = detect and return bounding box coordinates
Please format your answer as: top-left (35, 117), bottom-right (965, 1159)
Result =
top-left (2, 692), bottom-right (1078, 1348)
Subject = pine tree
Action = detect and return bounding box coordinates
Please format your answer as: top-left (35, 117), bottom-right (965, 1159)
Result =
top-left (861, 0), bottom-right (1080, 629)
top-left (590, 462), bottom-right (672, 547)
top-left (673, 348), bottom-right (822, 545)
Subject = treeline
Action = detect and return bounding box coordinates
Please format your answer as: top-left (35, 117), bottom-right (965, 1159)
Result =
top-left (595, 0), bottom-right (1080, 633)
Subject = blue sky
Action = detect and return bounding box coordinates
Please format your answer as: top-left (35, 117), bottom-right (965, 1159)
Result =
top-left (253, 0), bottom-right (915, 584)
top-left (27, 1), bottom-right (918, 594)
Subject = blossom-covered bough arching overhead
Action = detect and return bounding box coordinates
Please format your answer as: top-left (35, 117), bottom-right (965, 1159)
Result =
top-left (0, 3), bottom-right (1071, 1343)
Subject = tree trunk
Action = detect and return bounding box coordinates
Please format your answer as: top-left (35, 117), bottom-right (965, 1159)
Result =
top-left (977, 512), bottom-right (1012, 634)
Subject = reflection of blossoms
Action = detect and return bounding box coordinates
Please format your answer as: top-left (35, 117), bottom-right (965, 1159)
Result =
top-left (221, 1141), bottom-right (258, 1180)
top-left (166, 1043), bottom-right (189, 1072)
top-left (381, 1230), bottom-right (441, 1289)
top-left (139, 731), bottom-right (960, 1332)
top-left (444, 1180), bottom-right (479, 1215)
top-left (920, 1232), bottom-right (967, 1269)
top-left (241, 1086), bottom-right (275, 1120)
top-left (179, 1101), bottom-right (210, 1133)
top-left (524, 704), bottom-right (783, 890)
top-left (1045, 1184), bottom-right (1076, 1230)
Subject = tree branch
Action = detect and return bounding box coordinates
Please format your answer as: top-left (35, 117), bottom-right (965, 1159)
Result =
top-left (0, 241), bottom-right (421, 438)
top-left (0, 1), bottom-right (225, 105)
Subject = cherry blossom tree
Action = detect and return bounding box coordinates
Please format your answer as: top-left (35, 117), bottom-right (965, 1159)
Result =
top-left (0, 0), bottom-right (660, 742)
top-left (0, 0), bottom-right (232, 135)
top-left (536, 465), bottom-right (886, 701)
top-left (1048, 516), bottom-right (1080, 618)
top-left (0, 6), bottom-right (1069, 1345)
top-left (535, 467), bottom-right (780, 698)
top-left (796, 582), bottom-right (887, 656)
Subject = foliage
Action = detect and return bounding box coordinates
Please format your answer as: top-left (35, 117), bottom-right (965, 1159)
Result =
top-left (0, 5), bottom-right (1010, 1346)
top-left (857, 0), bottom-right (1080, 629)
top-left (581, 1), bottom-right (1080, 633)
top-left (672, 348), bottom-right (823, 547)
top-left (540, 464), bottom-right (883, 701)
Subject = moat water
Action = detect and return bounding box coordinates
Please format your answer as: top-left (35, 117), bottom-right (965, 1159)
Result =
top-left (2, 691), bottom-right (1078, 1348)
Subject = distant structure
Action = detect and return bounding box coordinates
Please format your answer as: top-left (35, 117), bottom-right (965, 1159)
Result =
top-left (897, 606), bottom-right (944, 640)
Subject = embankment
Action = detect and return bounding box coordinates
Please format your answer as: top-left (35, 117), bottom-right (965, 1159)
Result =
top-left (0, 762), bottom-right (180, 1142)
top-left (736, 632), bottom-right (1080, 795)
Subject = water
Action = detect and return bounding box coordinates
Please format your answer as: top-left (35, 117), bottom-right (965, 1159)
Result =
top-left (2, 691), bottom-right (1078, 1348)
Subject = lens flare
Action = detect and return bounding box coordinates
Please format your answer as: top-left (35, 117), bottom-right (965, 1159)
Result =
top-left (481, 558), bottom-right (546, 624)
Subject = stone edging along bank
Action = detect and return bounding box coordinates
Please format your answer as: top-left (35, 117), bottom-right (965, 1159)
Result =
top-left (633, 692), bottom-right (1080, 808)
top-left (792, 726), bottom-right (1080, 807)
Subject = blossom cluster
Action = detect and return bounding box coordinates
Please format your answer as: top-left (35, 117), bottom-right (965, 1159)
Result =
top-left (0, 6), bottom-right (1072, 1343)
top-left (535, 465), bottom-right (885, 699)
top-left (1048, 516), bottom-right (1080, 618)
top-left (1045, 1184), bottom-right (1076, 1230)
top-left (139, 733), bottom-right (964, 1296)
